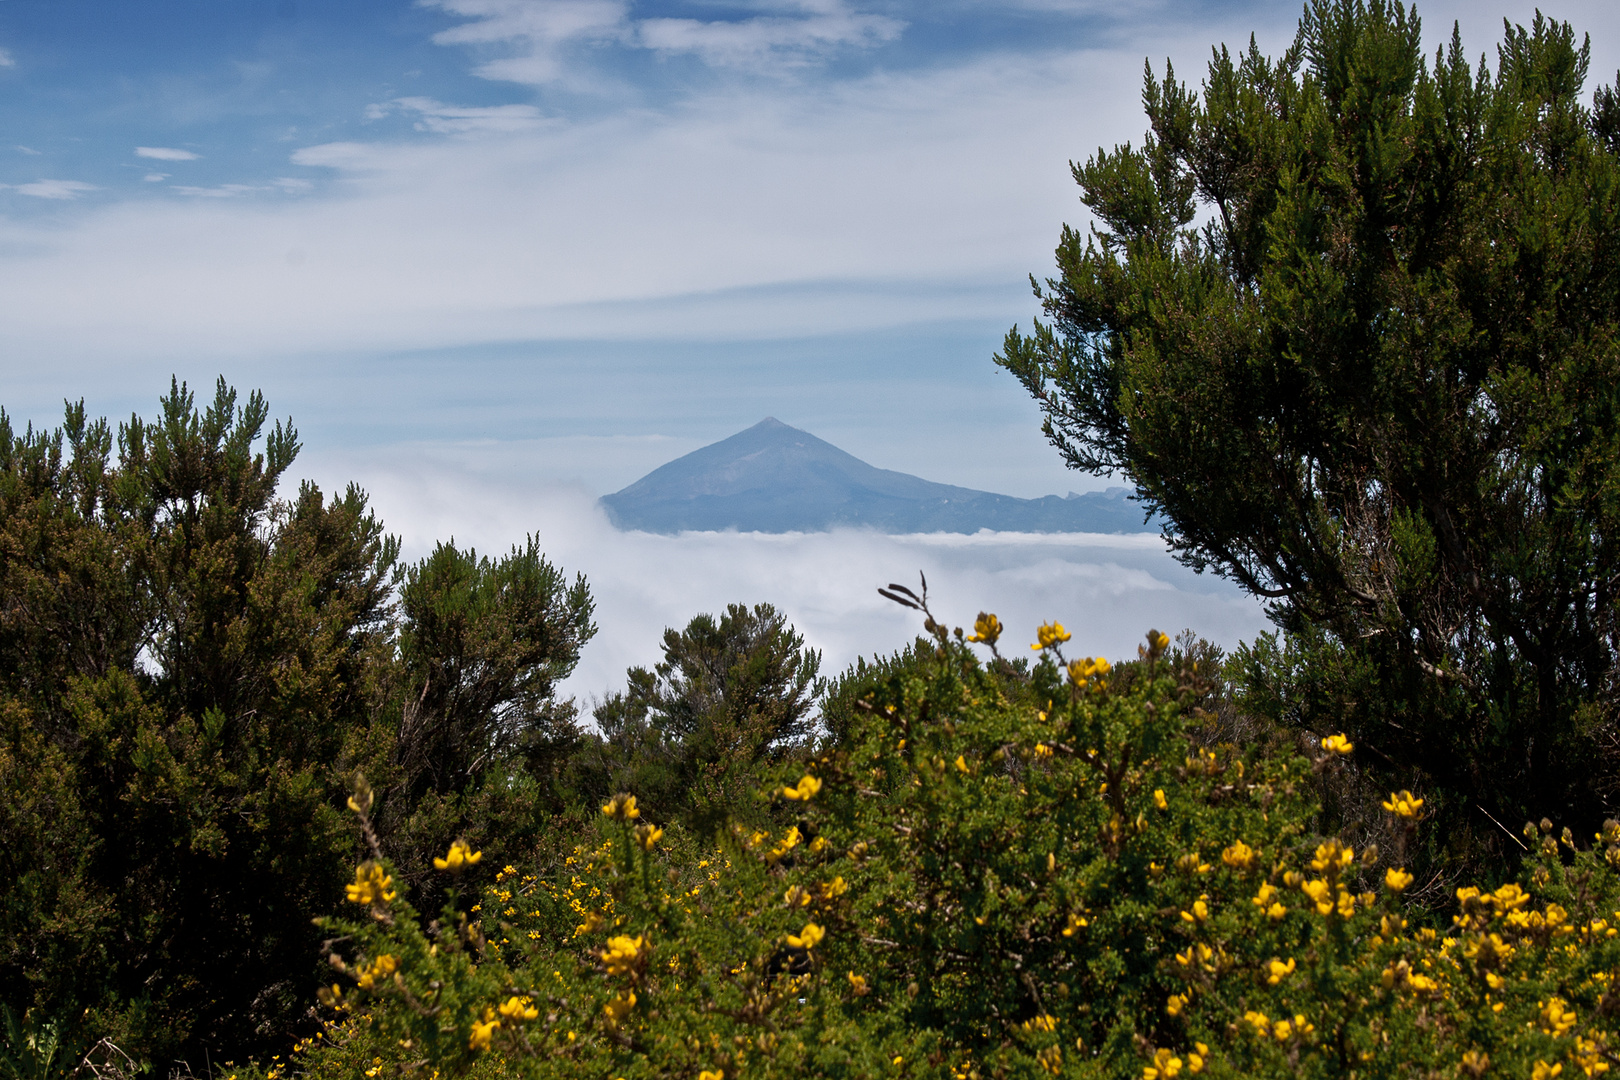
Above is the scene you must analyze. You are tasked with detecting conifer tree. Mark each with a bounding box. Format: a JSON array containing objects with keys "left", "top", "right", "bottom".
[{"left": 997, "top": 2, "right": 1620, "bottom": 831}]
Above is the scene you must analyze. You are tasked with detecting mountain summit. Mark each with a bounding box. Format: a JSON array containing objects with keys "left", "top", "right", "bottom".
[{"left": 599, "top": 418, "right": 1155, "bottom": 534}]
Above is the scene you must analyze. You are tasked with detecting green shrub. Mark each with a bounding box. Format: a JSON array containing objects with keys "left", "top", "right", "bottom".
[{"left": 298, "top": 603, "right": 1620, "bottom": 1078}]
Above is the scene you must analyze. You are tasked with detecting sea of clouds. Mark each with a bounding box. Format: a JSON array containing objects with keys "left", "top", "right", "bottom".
[{"left": 301, "top": 444, "right": 1272, "bottom": 715}]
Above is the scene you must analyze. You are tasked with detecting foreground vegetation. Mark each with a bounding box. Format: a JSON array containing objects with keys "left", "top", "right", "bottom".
[{"left": 6, "top": 0, "right": 1620, "bottom": 1076}]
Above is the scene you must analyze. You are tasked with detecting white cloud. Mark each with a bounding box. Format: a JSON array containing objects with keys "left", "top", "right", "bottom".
[
  {"left": 0, "top": 46, "right": 1143, "bottom": 365},
  {"left": 273, "top": 176, "right": 314, "bottom": 193},
  {"left": 296, "top": 445, "right": 1268, "bottom": 705},
  {"left": 0, "top": 48, "right": 13, "bottom": 68},
  {"left": 0, "top": 0, "right": 1598, "bottom": 377},
  {"left": 143, "top": 172, "right": 169, "bottom": 182},
  {"left": 426, "top": 0, "right": 630, "bottom": 85},
  {"left": 369, "top": 96, "right": 547, "bottom": 134},
  {"left": 11, "top": 179, "right": 96, "bottom": 200},
  {"left": 136, "top": 146, "right": 200, "bottom": 161},
  {"left": 636, "top": 2, "right": 904, "bottom": 70},
  {"left": 171, "top": 183, "right": 264, "bottom": 198},
  {"left": 15, "top": 145, "right": 40, "bottom": 156},
  {"left": 423, "top": 0, "right": 903, "bottom": 84}
]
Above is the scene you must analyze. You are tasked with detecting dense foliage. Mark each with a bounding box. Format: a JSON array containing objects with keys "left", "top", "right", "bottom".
[
  {"left": 296, "top": 610, "right": 1620, "bottom": 1079},
  {"left": 583, "top": 602, "right": 823, "bottom": 833},
  {"left": 8, "top": 5, "right": 1620, "bottom": 1078},
  {"left": 0, "top": 381, "right": 595, "bottom": 1072},
  {"left": 996, "top": 0, "right": 1620, "bottom": 835}
]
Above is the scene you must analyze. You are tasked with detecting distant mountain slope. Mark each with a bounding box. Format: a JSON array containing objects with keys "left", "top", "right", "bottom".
[{"left": 599, "top": 418, "right": 1157, "bottom": 534}]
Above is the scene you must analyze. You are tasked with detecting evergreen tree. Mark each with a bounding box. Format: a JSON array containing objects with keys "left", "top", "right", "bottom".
[
  {"left": 996, "top": 2, "right": 1620, "bottom": 834},
  {"left": 0, "top": 380, "right": 594, "bottom": 1070},
  {"left": 587, "top": 602, "right": 822, "bottom": 830}
]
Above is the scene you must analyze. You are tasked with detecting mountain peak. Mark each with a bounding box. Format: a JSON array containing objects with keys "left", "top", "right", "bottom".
[{"left": 600, "top": 421, "right": 1156, "bottom": 535}]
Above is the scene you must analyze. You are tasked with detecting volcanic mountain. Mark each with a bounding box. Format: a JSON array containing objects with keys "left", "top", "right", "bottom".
[{"left": 599, "top": 418, "right": 1156, "bottom": 535}]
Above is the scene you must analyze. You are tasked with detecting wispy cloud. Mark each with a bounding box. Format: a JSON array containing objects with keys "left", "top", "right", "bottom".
[
  {"left": 136, "top": 146, "right": 200, "bottom": 161},
  {"left": 423, "top": 0, "right": 905, "bottom": 84},
  {"left": 171, "top": 183, "right": 263, "bottom": 198},
  {"left": 367, "top": 96, "right": 547, "bottom": 134},
  {"left": 636, "top": 2, "right": 905, "bottom": 70},
  {"left": 0, "top": 48, "right": 13, "bottom": 68},
  {"left": 0, "top": 47, "right": 1140, "bottom": 364},
  {"left": 11, "top": 179, "right": 97, "bottom": 200},
  {"left": 15, "top": 145, "right": 40, "bottom": 156},
  {"left": 427, "top": 0, "right": 629, "bottom": 85}
]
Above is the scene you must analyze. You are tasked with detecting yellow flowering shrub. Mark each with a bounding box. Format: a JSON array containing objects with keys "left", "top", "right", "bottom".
[{"left": 294, "top": 611, "right": 1620, "bottom": 1079}]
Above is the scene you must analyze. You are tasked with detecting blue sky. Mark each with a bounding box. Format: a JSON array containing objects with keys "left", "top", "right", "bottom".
[
  {"left": 0, "top": 0, "right": 1614, "bottom": 692},
  {"left": 5, "top": 0, "right": 1612, "bottom": 496}
]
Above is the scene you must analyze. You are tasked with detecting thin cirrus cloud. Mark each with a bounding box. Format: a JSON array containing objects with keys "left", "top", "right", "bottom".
[
  {"left": 423, "top": 0, "right": 906, "bottom": 84},
  {"left": 365, "top": 96, "right": 547, "bottom": 135},
  {"left": 135, "top": 146, "right": 200, "bottom": 161},
  {"left": 11, "top": 179, "right": 97, "bottom": 199},
  {"left": 0, "top": 46, "right": 1144, "bottom": 367}
]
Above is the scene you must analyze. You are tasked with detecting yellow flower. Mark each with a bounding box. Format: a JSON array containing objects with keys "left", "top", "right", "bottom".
[
  {"left": 1382, "top": 789, "right": 1424, "bottom": 820},
  {"left": 954, "top": 755, "right": 970, "bottom": 773},
  {"left": 433, "top": 840, "right": 482, "bottom": 872},
  {"left": 355, "top": 954, "right": 399, "bottom": 990},
  {"left": 784, "top": 885, "right": 811, "bottom": 908},
  {"left": 345, "top": 862, "right": 397, "bottom": 905},
  {"left": 782, "top": 775, "right": 822, "bottom": 801},
  {"left": 1266, "top": 957, "right": 1296, "bottom": 985},
  {"left": 1252, "top": 882, "right": 1277, "bottom": 908},
  {"left": 699, "top": 1071, "right": 725, "bottom": 1080},
  {"left": 468, "top": 1011, "right": 500, "bottom": 1051},
  {"left": 1385, "top": 867, "right": 1414, "bottom": 892},
  {"left": 1062, "top": 912, "right": 1089, "bottom": 936},
  {"left": 1534, "top": 1062, "right": 1564, "bottom": 1080},
  {"left": 1309, "top": 840, "right": 1354, "bottom": 875},
  {"left": 847, "top": 971, "right": 870, "bottom": 996},
  {"left": 1321, "top": 733, "right": 1354, "bottom": 755},
  {"left": 1143, "top": 1048, "right": 1182, "bottom": 1078},
  {"left": 1067, "top": 656, "right": 1111, "bottom": 686},
  {"left": 1154, "top": 789, "right": 1168, "bottom": 810},
  {"left": 967, "top": 612, "right": 1002, "bottom": 646},
  {"left": 497, "top": 996, "right": 539, "bottom": 1022},
  {"left": 1166, "top": 993, "right": 1187, "bottom": 1016},
  {"left": 601, "top": 793, "right": 641, "bottom": 820},
  {"left": 766, "top": 826, "right": 803, "bottom": 863},
  {"left": 1540, "top": 997, "right": 1578, "bottom": 1037},
  {"left": 598, "top": 935, "right": 649, "bottom": 977},
  {"left": 602, "top": 991, "right": 636, "bottom": 1026},
  {"left": 1187, "top": 1044, "right": 1207, "bottom": 1074},
  {"left": 1179, "top": 898, "right": 1209, "bottom": 924},
  {"left": 1031, "top": 622, "right": 1072, "bottom": 650},
  {"left": 634, "top": 823, "right": 664, "bottom": 851},
  {"left": 1242, "top": 1011, "right": 1271, "bottom": 1036},
  {"left": 786, "top": 922, "right": 825, "bottom": 950},
  {"left": 1221, "top": 840, "right": 1255, "bottom": 870},
  {"left": 1301, "top": 878, "right": 1334, "bottom": 916},
  {"left": 820, "top": 876, "right": 849, "bottom": 899}
]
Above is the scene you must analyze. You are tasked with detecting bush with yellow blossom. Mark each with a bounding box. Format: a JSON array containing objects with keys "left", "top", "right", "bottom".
[{"left": 295, "top": 599, "right": 1620, "bottom": 1080}]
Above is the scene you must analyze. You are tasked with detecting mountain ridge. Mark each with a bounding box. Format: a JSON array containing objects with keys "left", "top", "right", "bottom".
[{"left": 599, "top": 418, "right": 1157, "bottom": 535}]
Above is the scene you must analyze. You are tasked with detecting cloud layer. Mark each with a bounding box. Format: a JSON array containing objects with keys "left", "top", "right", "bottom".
[{"left": 300, "top": 445, "right": 1271, "bottom": 710}]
